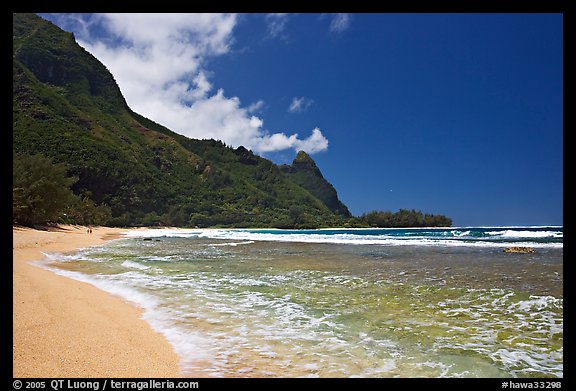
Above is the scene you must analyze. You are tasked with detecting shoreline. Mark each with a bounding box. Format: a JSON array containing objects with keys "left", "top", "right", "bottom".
[{"left": 13, "top": 225, "right": 182, "bottom": 377}]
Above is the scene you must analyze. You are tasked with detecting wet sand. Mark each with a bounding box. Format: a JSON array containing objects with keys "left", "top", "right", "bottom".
[{"left": 13, "top": 225, "right": 182, "bottom": 377}]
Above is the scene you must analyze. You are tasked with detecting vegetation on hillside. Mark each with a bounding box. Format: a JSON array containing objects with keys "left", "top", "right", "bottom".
[
  {"left": 279, "top": 151, "right": 351, "bottom": 217},
  {"left": 12, "top": 13, "right": 452, "bottom": 229},
  {"left": 13, "top": 153, "right": 112, "bottom": 226},
  {"left": 12, "top": 13, "right": 350, "bottom": 228}
]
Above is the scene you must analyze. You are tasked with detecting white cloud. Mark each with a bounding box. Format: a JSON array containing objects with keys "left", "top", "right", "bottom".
[
  {"left": 257, "top": 128, "right": 329, "bottom": 154},
  {"left": 265, "top": 13, "right": 290, "bottom": 39},
  {"left": 330, "top": 13, "right": 351, "bottom": 33},
  {"left": 247, "top": 100, "right": 265, "bottom": 113},
  {"left": 53, "top": 13, "right": 328, "bottom": 155},
  {"left": 288, "top": 97, "right": 314, "bottom": 113}
]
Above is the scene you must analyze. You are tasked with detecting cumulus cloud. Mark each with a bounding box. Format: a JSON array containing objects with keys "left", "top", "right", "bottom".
[
  {"left": 288, "top": 97, "right": 314, "bottom": 113},
  {"left": 257, "top": 128, "right": 329, "bottom": 154},
  {"left": 330, "top": 13, "right": 351, "bottom": 33},
  {"left": 49, "top": 13, "right": 328, "bottom": 155}
]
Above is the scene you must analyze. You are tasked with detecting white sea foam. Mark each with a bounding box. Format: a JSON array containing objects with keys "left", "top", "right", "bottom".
[
  {"left": 507, "top": 296, "right": 563, "bottom": 312},
  {"left": 200, "top": 230, "right": 563, "bottom": 248},
  {"left": 39, "top": 250, "right": 95, "bottom": 263},
  {"left": 34, "top": 254, "right": 219, "bottom": 374},
  {"left": 34, "top": 258, "right": 162, "bottom": 309},
  {"left": 214, "top": 231, "right": 547, "bottom": 247},
  {"left": 123, "top": 228, "right": 202, "bottom": 238},
  {"left": 122, "top": 227, "right": 562, "bottom": 248},
  {"left": 491, "top": 348, "right": 563, "bottom": 377},
  {"left": 487, "top": 230, "right": 563, "bottom": 238},
  {"left": 208, "top": 241, "right": 255, "bottom": 247},
  {"left": 121, "top": 260, "right": 150, "bottom": 270}
]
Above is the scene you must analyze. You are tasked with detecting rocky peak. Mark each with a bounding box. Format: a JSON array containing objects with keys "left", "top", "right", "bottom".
[{"left": 292, "top": 151, "right": 323, "bottom": 177}]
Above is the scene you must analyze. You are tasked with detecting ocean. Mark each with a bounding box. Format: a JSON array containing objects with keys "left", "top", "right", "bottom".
[{"left": 37, "top": 226, "right": 563, "bottom": 378}]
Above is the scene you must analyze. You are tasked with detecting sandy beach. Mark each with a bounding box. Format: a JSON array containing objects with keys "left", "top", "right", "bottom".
[{"left": 13, "top": 225, "right": 182, "bottom": 377}]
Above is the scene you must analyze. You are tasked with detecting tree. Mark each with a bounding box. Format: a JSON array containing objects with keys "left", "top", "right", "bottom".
[
  {"left": 61, "top": 196, "right": 112, "bottom": 226},
  {"left": 360, "top": 209, "right": 452, "bottom": 228},
  {"left": 13, "top": 153, "right": 78, "bottom": 226}
]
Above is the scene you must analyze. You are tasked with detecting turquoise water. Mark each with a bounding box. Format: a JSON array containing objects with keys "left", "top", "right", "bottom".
[{"left": 39, "top": 227, "right": 563, "bottom": 378}]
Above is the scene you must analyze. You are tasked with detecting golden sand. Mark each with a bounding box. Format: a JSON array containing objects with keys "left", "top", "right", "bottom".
[{"left": 13, "top": 225, "right": 182, "bottom": 377}]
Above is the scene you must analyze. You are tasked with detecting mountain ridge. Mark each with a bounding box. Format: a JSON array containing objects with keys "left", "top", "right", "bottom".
[{"left": 13, "top": 13, "right": 351, "bottom": 228}]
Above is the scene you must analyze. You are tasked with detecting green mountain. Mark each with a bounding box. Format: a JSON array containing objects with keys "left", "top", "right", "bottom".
[
  {"left": 280, "top": 151, "right": 350, "bottom": 217},
  {"left": 12, "top": 13, "right": 352, "bottom": 228}
]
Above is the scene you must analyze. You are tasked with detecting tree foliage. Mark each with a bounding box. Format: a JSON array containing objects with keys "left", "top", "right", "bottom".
[
  {"left": 13, "top": 153, "right": 113, "bottom": 227},
  {"left": 359, "top": 209, "right": 452, "bottom": 228},
  {"left": 13, "top": 153, "right": 76, "bottom": 226}
]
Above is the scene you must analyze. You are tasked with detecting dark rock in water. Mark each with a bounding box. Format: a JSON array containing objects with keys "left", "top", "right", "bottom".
[
  {"left": 143, "top": 238, "right": 152, "bottom": 241},
  {"left": 503, "top": 246, "right": 535, "bottom": 253}
]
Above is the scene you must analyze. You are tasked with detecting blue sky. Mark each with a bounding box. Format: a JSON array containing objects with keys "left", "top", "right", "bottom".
[{"left": 39, "top": 13, "right": 563, "bottom": 226}]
